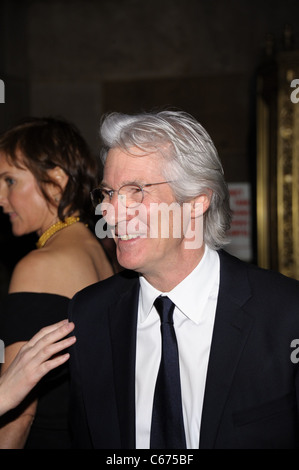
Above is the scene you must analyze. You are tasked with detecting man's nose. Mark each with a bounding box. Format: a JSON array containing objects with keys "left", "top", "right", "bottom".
[
  {"left": 106, "top": 194, "right": 129, "bottom": 224},
  {"left": 97, "top": 195, "right": 125, "bottom": 227}
]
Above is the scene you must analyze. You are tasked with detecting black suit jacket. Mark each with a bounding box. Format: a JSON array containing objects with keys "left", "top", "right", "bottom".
[{"left": 68, "top": 250, "right": 299, "bottom": 449}]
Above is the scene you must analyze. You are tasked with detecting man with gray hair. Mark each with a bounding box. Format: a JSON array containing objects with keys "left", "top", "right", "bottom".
[{"left": 68, "top": 110, "right": 299, "bottom": 449}]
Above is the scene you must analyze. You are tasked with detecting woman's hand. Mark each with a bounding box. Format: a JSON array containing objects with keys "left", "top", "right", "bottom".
[{"left": 0, "top": 320, "right": 76, "bottom": 416}]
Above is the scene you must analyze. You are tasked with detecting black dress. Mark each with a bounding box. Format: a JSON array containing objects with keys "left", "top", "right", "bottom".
[{"left": 0, "top": 292, "right": 71, "bottom": 449}]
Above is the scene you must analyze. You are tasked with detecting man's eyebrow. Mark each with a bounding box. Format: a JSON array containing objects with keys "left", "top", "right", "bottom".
[
  {"left": 99, "top": 181, "right": 111, "bottom": 188},
  {"left": 100, "top": 179, "right": 144, "bottom": 188}
]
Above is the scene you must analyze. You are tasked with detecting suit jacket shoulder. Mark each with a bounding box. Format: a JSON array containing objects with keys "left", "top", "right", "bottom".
[
  {"left": 69, "top": 270, "right": 139, "bottom": 323},
  {"left": 68, "top": 269, "right": 140, "bottom": 448},
  {"left": 201, "top": 250, "right": 299, "bottom": 449},
  {"left": 218, "top": 249, "right": 299, "bottom": 319}
]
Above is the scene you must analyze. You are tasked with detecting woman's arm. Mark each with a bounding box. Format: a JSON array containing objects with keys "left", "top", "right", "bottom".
[{"left": 0, "top": 320, "right": 76, "bottom": 448}]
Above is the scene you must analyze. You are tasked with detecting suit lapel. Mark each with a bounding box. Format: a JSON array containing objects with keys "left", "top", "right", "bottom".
[
  {"left": 199, "top": 251, "right": 254, "bottom": 449},
  {"left": 108, "top": 277, "right": 140, "bottom": 448}
]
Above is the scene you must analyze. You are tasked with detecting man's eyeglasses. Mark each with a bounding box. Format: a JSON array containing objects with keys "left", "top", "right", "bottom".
[{"left": 90, "top": 181, "right": 172, "bottom": 208}]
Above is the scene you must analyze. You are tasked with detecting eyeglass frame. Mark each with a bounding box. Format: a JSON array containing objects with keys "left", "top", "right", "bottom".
[{"left": 90, "top": 180, "right": 173, "bottom": 208}]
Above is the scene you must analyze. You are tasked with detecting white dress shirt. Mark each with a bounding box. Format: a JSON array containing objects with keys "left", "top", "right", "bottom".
[{"left": 135, "top": 246, "right": 220, "bottom": 449}]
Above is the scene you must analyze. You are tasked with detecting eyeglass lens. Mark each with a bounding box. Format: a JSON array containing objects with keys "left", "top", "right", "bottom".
[{"left": 91, "top": 184, "right": 143, "bottom": 208}]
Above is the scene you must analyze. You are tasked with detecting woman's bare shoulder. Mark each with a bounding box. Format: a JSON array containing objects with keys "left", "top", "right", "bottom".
[
  {"left": 9, "top": 232, "right": 114, "bottom": 297},
  {"left": 8, "top": 249, "right": 62, "bottom": 294},
  {"left": 55, "top": 235, "right": 114, "bottom": 282}
]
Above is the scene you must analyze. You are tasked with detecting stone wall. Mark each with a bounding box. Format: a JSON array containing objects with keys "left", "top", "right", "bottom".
[
  {"left": 1, "top": 0, "right": 299, "bottom": 176},
  {"left": 1, "top": 0, "right": 299, "bottom": 281}
]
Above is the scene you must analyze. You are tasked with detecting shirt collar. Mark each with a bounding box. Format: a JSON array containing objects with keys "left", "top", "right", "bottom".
[
  {"left": 138, "top": 246, "right": 220, "bottom": 324},
  {"left": 139, "top": 276, "right": 162, "bottom": 323}
]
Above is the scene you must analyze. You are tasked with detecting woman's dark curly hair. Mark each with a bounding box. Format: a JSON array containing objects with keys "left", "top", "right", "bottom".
[{"left": 0, "top": 116, "right": 99, "bottom": 226}]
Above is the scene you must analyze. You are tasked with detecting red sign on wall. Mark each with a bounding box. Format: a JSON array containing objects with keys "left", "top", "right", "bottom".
[{"left": 226, "top": 183, "right": 252, "bottom": 262}]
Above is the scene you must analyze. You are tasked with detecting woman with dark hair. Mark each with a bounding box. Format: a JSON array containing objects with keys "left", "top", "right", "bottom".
[{"left": 0, "top": 116, "right": 114, "bottom": 448}]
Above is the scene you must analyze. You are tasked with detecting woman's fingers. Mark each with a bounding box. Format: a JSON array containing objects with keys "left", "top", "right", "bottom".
[
  {"left": 26, "top": 319, "right": 74, "bottom": 348},
  {"left": 37, "top": 351, "right": 71, "bottom": 375},
  {"left": 0, "top": 321, "right": 76, "bottom": 414},
  {"left": 19, "top": 320, "right": 76, "bottom": 371},
  {"left": 32, "top": 334, "right": 77, "bottom": 375}
]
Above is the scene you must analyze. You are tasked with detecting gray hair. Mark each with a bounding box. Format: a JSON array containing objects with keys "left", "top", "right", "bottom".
[{"left": 99, "top": 110, "right": 232, "bottom": 250}]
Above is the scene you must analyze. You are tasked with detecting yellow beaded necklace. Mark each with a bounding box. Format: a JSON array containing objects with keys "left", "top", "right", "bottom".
[{"left": 36, "top": 216, "right": 81, "bottom": 249}]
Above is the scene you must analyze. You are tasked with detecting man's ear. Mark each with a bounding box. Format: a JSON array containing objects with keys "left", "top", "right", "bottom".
[
  {"left": 190, "top": 191, "right": 211, "bottom": 218},
  {"left": 47, "top": 166, "right": 69, "bottom": 202}
]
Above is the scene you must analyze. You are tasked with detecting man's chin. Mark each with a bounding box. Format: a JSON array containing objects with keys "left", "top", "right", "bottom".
[{"left": 116, "top": 252, "right": 141, "bottom": 272}]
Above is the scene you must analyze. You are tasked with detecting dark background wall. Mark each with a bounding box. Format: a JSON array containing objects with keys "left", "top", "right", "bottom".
[{"left": 1, "top": 0, "right": 299, "bottom": 293}]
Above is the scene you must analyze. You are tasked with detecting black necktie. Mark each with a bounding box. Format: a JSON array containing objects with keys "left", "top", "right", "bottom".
[{"left": 150, "top": 295, "right": 187, "bottom": 449}]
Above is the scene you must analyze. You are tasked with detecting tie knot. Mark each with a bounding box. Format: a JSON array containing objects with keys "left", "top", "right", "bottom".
[{"left": 154, "top": 296, "right": 175, "bottom": 324}]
